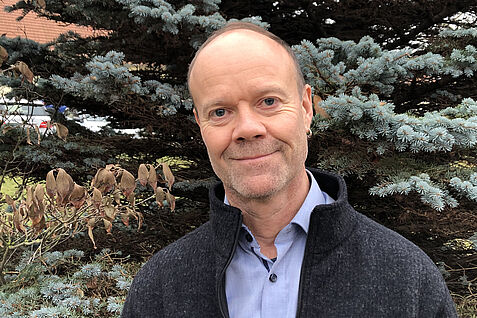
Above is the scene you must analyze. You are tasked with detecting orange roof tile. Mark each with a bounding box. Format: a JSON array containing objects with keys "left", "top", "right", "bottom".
[{"left": 1, "top": 0, "right": 97, "bottom": 43}]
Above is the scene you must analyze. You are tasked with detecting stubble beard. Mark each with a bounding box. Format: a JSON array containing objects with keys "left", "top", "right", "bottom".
[{"left": 211, "top": 139, "right": 305, "bottom": 202}]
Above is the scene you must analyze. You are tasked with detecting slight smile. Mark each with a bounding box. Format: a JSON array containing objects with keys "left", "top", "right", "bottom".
[{"left": 232, "top": 151, "right": 278, "bottom": 162}]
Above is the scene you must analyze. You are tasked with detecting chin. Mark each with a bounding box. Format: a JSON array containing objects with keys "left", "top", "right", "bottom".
[{"left": 227, "top": 176, "right": 283, "bottom": 200}]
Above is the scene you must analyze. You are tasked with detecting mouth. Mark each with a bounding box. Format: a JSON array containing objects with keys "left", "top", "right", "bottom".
[{"left": 233, "top": 151, "right": 277, "bottom": 161}]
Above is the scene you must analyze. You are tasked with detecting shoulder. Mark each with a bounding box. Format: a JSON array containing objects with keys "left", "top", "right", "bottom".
[
  {"left": 122, "top": 222, "right": 215, "bottom": 316},
  {"left": 308, "top": 168, "right": 442, "bottom": 275},
  {"left": 354, "top": 212, "right": 433, "bottom": 266},
  {"left": 352, "top": 212, "right": 454, "bottom": 310},
  {"left": 350, "top": 211, "right": 439, "bottom": 278},
  {"left": 138, "top": 221, "right": 214, "bottom": 278}
]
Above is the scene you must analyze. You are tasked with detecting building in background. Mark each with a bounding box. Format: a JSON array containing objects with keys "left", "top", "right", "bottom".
[{"left": 1, "top": 0, "right": 96, "bottom": 43}]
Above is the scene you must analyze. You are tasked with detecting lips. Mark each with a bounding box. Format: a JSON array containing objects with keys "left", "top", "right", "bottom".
[{"left": 232, "top": 151, "right": 277, "bottom": 161}]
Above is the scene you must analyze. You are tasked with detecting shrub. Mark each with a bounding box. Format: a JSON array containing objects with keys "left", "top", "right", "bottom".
[
  {"left": 0, "top": 248, "right": 140, "bottom": 317},
  {"left": 0, "top": 163, "right": 175, "bottom": 284}
]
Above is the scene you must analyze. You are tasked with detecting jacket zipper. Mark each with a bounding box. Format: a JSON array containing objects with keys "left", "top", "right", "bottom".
[
  {"left": 296, "top": 213, "right": 314, "bottom": 318},
  {"left": 218, "top": 214, "right": 243, "bottom": 318},
  {"left": 295, "top": 248, "right": 307, "bottom": 318}
]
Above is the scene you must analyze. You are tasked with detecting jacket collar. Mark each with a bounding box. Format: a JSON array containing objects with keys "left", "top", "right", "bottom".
[
  {"left": 305, "top": 169, "right": 358, "bottom": 254},
  {"left": 209, "top": 168, "right": 357, "bottom": 258}
]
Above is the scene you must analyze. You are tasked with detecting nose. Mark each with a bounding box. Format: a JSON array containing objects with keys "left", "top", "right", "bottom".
[{"left": 232, "top": 107, "right": 266, "bottom": 142}]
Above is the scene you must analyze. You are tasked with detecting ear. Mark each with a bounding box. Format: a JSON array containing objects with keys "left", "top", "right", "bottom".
[
  {"left": 301, "top": 84, "right": 313, "bottom": 129},
  {"left": 193, "top": 107, "right": 201, "bottom": 127}
]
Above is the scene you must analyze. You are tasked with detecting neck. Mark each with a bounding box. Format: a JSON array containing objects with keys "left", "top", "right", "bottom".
[{"left": 225, "top": 169, "right": 310, "bottom": 259}]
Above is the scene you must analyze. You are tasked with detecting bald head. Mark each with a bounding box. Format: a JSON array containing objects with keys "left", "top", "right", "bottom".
[{"left": 187, "top": 22, "right": 305, "bottom": 99}]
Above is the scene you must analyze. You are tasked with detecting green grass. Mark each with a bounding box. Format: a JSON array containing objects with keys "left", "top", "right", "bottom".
[
  {"left": 0, "top": 177, "right": 20, "bottom": 197},
  {"left": 0, "top": 177, "right": 24, "bottom": 211}
]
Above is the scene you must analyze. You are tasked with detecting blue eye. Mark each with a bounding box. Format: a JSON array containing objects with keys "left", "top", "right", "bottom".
[
  {"left": 214, "top": 109, "right": 226, "bottom": 117},
  {"left": 264, "top": 98, "right": 275, "bottom": 106}
]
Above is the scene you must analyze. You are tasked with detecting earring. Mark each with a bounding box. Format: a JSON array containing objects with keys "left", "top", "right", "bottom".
[{"left": 306, "top": 128, "right": 312, "bottom": 138}]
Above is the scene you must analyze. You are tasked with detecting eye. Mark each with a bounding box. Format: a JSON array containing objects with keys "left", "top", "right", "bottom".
[
  {"left": 263, "top": 98, "right": 276, "bottom": 106},
  {"left": 214, "top": 109, "right": 226, "bottom": 117},
  {"left": 212, "top": 108, "right": 226, "bottom": 117}
]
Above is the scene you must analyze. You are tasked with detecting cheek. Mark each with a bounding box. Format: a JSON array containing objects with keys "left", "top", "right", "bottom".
[
  {"left": 269, "top": 111, "right": 306, "bottom": 139},
  {"left": 201, "top": 127, "right": 230, "bottom": 158},
  {"left": 276, "top": 104, "right": 306, "bottom": 126}
]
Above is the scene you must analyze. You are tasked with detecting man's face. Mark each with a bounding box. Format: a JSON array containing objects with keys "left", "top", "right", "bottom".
[{"left": 189, "top": 30, "right": 313, "bottom": 200}]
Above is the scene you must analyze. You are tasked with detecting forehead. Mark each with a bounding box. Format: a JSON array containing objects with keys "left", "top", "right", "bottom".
[
  {"left": 189, "top": 30, "right": 296, "bottom": 100},
  {"left": 199, "top": 29, "right": 287, "bottom": 61}
]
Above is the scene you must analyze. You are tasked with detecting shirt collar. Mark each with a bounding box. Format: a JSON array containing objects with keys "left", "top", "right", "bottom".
[
  {"left": 224, "top": 169, "right": 329, "bottom": 235},
  {"left": 290, "top": 169, "right": 327, "bottom": 234}
]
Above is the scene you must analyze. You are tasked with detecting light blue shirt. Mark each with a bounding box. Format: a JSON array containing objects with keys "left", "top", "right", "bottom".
[{"left": 224, "top": 171, "right": 335, "bottom": 318}]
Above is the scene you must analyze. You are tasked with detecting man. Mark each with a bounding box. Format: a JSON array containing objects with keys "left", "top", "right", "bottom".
[{"left": 121, "top": 22, "right": 457, "bottom": 317}]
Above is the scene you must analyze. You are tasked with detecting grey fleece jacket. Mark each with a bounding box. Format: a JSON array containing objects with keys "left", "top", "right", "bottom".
[{"left": 121, "top": 169, "right": 457, "bottom": 318}]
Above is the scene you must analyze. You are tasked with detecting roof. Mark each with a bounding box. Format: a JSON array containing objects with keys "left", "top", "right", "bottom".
[{"left": 1, "top": 0, "right": 96, "bottom": 43}]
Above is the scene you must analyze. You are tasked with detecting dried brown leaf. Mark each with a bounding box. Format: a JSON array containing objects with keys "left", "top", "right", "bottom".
[
  {"left": 119, "top": 169, "right": 136, "bottom": 197},
  {"left": 92, "top": 168, "right": 116, "bottom": 193},
  {"left": 13, "top": 61, "right": 34, "bottom": 83},
  {"left": 103, "top": 218, "right": 112, "bottom": 234},
  {"left": 313, "top": 94, "right": 329, "bottom": 119},
  {"left": 36, "top": 0, "right": 46, "bottom": 9},
  {"left": 69, "top": 183, "right": 86, "bottom": 209},
  {"left": 33, "top": 184, "right": 45, "bottom": 214},
  {"left": 19, "top": 205, "right": 27, "bottom": 219},
  {"left": 90, "top": 170, "right": 99, "bottom": 187},
  {"left": 120, "top": 212, "right": 129, "bottom": 227},
  {"left": 87, "top": 218, "right": 97, "bottom": 249},
  {"left": 147, "top": 164, "right": 157, "bottom": 190},
  {"left": 46, "top": 170, "right": 57, "bottom": 198},
  {"left": 26, "top": 185, "right": 34, "bottom": 207},
  {"left": 26, "top": 128, "right": 32, "bottom": 145},
  {"left": 127, "top": 192, "right": 135, "bottom": 206},
  {"left": 136, "top": 211, "right": 144, "bottom": 231},
  {"left": 34, "top": 184, "right": 44, "bottom": 203},
  {"left": 92, "top": 187, "right": 102, "bottom": 209},
  {"left": 13, "top": 207, "right": 26, "bottom": 233},
  {"left": 138, "top": 164, "right": 148, "bottom": 187},
  {"left": 113, "top": 189, "right": 121, "bottom": 204},
  {"left": 165, "top": 191, "right": 175, "bottom": 212},
  {"left": 105, "top": 164, "right": 117, "bottom": 171},
  {"left": 0, "top": 45, "right": 8, "bottom": 63},
  {"left": 155, "top": 187, "right": 165, "bottom": 207},
  {"left": 33, "top": 124, "right": 41, "bottom": 144},
  {"left": 55, "top": 123, "right": 68, "bottom": 141},
  {"left": 162, "top": 163, "right": 175, "bottom": 191},
  {"left": 76, "top": 288, "right": 84, "bottom": 298},
  {"left": 103, "top": 204, "right": 116, "bottom": 221},
  {"left": 56, "top": 168, "right": 74, "bottom": 205},
  {"left": 31, "top": 214, "right": 45, "bottom": 233}
]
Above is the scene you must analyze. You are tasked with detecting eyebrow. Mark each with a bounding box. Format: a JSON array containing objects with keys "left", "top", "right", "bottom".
[
  {"left": 201, "top": 100, "right": 227, "bottom": 112},
  {"left": 199, "top": 84, "right": 291, "bottom": 112}
]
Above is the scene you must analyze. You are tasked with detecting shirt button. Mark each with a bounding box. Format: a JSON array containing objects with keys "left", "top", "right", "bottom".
[
  {"left": 245, "top": 233, "right": 253, "bottom": 242},
  {"left": 269, "top": 273, "right": 277, "bottom": 283}
]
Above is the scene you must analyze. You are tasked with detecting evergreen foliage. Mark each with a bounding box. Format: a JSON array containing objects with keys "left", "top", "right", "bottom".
[
  {"left": 369, "top": 173, "right": 458, "bottom": 211},
  {"left": 450, "top": 173, "right": 477, "bottom": 202},
  {"left": 0, "top": 249, "right": 137, "bottom": 317},
  {"left": 0, "top": 0, "right": 475, "bottom": 210}
]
